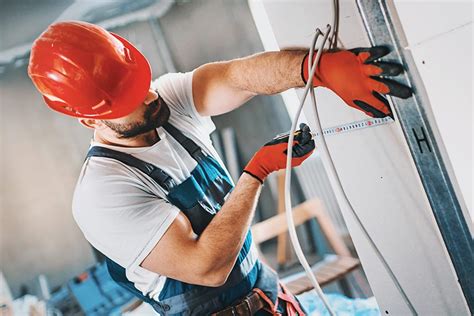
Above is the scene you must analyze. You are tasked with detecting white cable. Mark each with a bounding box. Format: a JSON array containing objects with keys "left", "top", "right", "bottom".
[
  {"left": 306, "top": 46, "right": 418, "bottom": 316},
  {"left": 328, "top": 0, "right": 339, "bottom": 49},
  {"left": 284, "top": 26, "right": 336, "bottom": 316},
  {"left": 283, "top": 10, "right": 418, "bottom": 316}
]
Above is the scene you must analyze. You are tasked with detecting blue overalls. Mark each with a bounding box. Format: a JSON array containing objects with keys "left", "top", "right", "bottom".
[{"left": 86, "top": 122, "right": 284, "bottom": 315}]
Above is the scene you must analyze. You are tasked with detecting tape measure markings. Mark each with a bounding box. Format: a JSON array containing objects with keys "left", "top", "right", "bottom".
[{"left": 312, "top": 116, "right": 394, "bottom": 137}]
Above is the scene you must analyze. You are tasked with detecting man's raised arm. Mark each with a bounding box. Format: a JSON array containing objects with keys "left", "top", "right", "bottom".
[
  {"left": 192, "top": 47, "right": 412, "bottom": 118},
  {"left": 192, "top": 50, "right": 306, "bottom": 116}
]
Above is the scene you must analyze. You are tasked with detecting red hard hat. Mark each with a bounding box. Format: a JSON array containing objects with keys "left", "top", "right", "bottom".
[{"left": 28, "top": 21, "right": 151, "bottom": 119}]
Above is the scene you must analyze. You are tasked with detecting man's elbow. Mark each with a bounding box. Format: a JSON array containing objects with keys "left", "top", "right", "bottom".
[
  {"left": 202, "top": 271, "right": 229, "bottom": 288},
  {"left": 197, "top": 262, "right": 233, "bottom": 287}
]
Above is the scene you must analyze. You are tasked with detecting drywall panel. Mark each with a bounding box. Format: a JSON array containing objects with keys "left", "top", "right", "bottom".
[
  {"left": 394, "top": 0, "right": 473, "bottom": 227},
  {"left": 394, "top": 0, "right": 472, "bottom": 47},
  {"left": 408, "top": 24, "right": 473, "bottom": 230},
  {"left": 249, "top": 0, "right": 470, "bottom": 314}
]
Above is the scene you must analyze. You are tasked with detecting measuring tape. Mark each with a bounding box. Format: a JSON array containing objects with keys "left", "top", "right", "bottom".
[
  {"left": 276, "top": 117, "right": 394, "bottom": 140},
  {"left": 312, "top": 116, "right": 394, "bottom": 137}
]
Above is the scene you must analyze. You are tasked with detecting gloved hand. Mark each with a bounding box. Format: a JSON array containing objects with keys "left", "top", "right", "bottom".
[
  {"left": 302, "top": 46, "right": 412, "bottom": 118},
  {"left": 243, "top": 123, "right": 315, "bottom": 184}
]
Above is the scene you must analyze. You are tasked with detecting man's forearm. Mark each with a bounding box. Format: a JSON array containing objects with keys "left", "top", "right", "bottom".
[
  {"left": 193, "top": 49, "right": 309, "bottom": 116},
  {"left": 227, "top": 50, "right": 307, "bottom": 95},
  {"left": 196, "top": 173, "right": 262, "bottom": 279}
]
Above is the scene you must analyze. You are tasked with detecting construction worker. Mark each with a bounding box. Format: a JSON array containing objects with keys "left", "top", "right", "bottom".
[{"left": 28, "top": 21, "right": 410, "bottom": 315}]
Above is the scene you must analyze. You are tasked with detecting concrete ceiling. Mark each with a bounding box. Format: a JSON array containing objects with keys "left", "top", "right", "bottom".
[
  {"left": 0, "top": 0, "right": 172, "bottom": 66},
  {"left": 0, "top": 0, "right": 74, "bottom": 51}
]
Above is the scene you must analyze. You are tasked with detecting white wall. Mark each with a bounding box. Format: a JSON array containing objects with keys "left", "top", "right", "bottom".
[
  {"left": 249, "top": 0, "right": 472, "bottom": 314},
  {"left": 394, "top": 0, "right": 472, "bottom": 220}
]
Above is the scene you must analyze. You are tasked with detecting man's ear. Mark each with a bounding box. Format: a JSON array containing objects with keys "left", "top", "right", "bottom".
[{"left": 78, "top": 118, "right": 105, "bottom": 130}]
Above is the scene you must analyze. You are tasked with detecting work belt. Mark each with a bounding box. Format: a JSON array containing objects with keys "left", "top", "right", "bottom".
[
  {"left": 212, "top": 285, "right": 305, "bottom": 316},
  {"left": 212, "top": 290, "right": 265, "bottom": 316}
]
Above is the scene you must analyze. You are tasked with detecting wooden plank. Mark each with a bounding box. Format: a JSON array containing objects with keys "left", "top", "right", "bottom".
[
  {"left": 251, "top": 199, "right": 324, "bottom": 243},
  {"left": 283, "top": 257, "right": 360, "bottom": 294}
]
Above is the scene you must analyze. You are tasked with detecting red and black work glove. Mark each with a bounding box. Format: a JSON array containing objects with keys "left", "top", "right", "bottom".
[
  {"left": 243, "top": 123, "right": 315, "bottom": 184},
  {"left": 302, "top": 46, "right": 412, "bottom": 118}
]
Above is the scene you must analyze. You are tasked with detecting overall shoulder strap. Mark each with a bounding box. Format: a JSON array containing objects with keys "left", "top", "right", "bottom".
[
  {"left": 163, "top": 122, "right": 205, "bottom": 161},
  {"left": 86, "top": 146, "right": 176, "bottom": 192}
]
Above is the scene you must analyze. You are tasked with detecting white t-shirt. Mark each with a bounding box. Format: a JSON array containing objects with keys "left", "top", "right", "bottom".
[{"left": 72, "top": 72, "right": 228, "bottom": 299}]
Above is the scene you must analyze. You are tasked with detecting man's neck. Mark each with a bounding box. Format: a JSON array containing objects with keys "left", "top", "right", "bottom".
[{"left": 94, "top": 129, "right": 160, "bottom": 148}]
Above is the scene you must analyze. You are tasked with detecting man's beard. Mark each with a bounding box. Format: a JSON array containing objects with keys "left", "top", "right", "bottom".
[{"left": 103, "top": 98, "right": 170, "bottom": 139}]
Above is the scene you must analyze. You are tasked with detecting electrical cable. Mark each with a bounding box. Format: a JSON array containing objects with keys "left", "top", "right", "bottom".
[
  {"left": 284, "top": 25, "right": 336, "bottom": 316},
  {"left": 328, "top": 0, "right": 339, "bottom": 50},
  {"left": 306, "top": 39, "right": 418, "bottom": 316},
  {"left": 283, "top": 2, "right": 418, "bottom": 315}
]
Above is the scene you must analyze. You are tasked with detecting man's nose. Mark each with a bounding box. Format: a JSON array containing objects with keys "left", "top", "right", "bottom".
[{"left": 144, "top": 89, "right": 159, "bottom": 105}]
